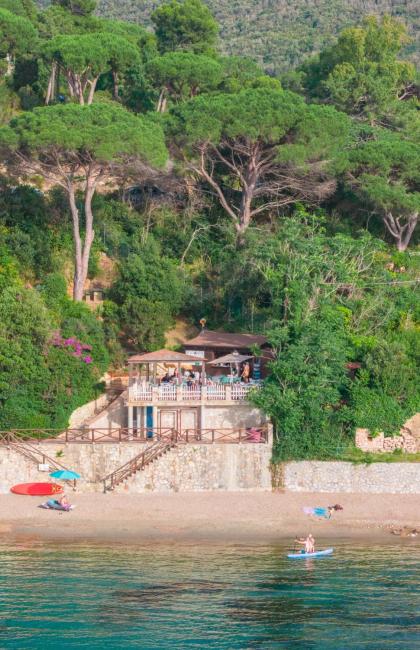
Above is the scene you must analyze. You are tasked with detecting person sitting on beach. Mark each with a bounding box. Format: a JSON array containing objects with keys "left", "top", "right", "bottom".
[
  {"left": 295, "top": 534, "right": 315, "bottom": 554},
  {"left": 57, "top": 494, "right": 69, "bottom": 507}
]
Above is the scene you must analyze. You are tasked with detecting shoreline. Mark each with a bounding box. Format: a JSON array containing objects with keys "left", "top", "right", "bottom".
[{"left": 1, "top": 491, "right": 419, "bottom": 546}]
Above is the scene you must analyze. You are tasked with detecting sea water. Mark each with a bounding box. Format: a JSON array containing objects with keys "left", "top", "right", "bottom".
[{"left": 0, "top": 541, "right": 419, "bottom": 649}]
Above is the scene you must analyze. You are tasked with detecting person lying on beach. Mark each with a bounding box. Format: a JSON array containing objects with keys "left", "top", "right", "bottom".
[
  {"left": 390, "top": 527, "right": 418, "bottom": 538},
  {"left": 57, "top": 494, "right": 70, "bottom": 507},
  {"left": 295, "top": 534, "right": 315, "bottom": 554},
  {"left": 303, "top": 505, "right": 343, "bottom": 519}
]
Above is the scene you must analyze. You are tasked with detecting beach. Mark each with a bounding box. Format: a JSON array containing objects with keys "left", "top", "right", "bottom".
[{"left": 0, "top": 491, "right": 419, "bottom": 544}]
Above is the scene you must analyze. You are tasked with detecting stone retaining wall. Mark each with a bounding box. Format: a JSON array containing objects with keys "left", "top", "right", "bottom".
[
  {"left": 0, "top": 442, "right": 272, "bottom": 493},
  {"left": 2, "top": 444, "right": 419, "bottom": 494},
  {"left": 355, "top": 428, "right": 419, "bottom": 454},
  {"left": 68, "top": 394, "right": 109, "bottom": 428},
  {"left": 355, "top": 413, "right": 420, "bottom": 454},
  {"left": 283, "top": 461, "right": 420, "bottom": 494}
]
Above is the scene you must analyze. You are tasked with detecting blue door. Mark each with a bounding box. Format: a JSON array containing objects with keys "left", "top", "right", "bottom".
[{"left": 146, "top": 406, "right": 154, "bottom": 438}]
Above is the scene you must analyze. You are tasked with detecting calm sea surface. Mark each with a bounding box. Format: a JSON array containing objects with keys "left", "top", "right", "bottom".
[{"left": 0, "top": 540, "right": 419, "bottom": 649}]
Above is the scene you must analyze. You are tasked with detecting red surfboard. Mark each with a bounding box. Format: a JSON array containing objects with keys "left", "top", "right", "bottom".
[{"left": 11, "top": 483, "right": 64, "bottom": 496}]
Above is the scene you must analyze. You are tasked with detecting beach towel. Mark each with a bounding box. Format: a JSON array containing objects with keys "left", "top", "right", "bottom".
[{"left": 303, "top": 507, "right": 331, "bottom": 519}]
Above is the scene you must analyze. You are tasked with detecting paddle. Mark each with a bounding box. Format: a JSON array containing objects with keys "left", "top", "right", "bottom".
[{"left": 290, "top": 533, "right": 299, "bottom": 554}]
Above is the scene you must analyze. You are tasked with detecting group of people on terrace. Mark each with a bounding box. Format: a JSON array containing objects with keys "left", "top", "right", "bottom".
[{"left": 158, "top": 361, "right": 252, "bottom": 387}]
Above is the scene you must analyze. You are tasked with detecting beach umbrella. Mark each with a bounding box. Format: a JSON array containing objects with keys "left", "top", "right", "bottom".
[
  {"left": 208, "top": 352, "right": 253, "bottom": 382},
  {"left": 50, "top": 469, "right": 81, "bottom": 490}
]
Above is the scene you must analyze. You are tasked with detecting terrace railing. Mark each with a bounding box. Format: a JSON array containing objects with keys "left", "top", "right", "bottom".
[
  {"left": 127, "top": 382, "right": 260, "bottom": 403},
  {"left": 174, "top": 426, "right": 268, "bottom": 444},
  {"left": 0, "top": 426, "right": 268, "bottom": 445},
  {"left": 206, "top": 384, "right": 227, "bottom": 400}
]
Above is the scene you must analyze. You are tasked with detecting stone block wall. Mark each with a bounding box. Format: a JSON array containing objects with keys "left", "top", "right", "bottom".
[
  {"left": 282, "top": 461, "right": 420, "bottom": 494},
  {"left": 0, "top": 441, "right": 272, "bottom": 494},
  {"left": 355, "top": 428, "right": 419, "bottom": 454},
  {"left": 355, "top": 413, "right": 420, "bottom": 454},
  {"left": 116, "top": 444, "right": 272, "bottom": 493},
  {"left": 68, "top": 394, "right": 109, "bottom": 428},
  {"left": 85, "top": 395, "right": 127, "bottom": 430}
]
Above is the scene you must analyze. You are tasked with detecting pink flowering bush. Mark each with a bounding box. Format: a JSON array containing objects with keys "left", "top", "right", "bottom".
[{"left": 51, "top": 332, "right": 94, "bottom": 364}]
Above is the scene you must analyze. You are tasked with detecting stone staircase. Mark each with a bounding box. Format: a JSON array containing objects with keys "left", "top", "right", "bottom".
[{"left": 101, "top": 437, "right": 177, "bottom": 492}]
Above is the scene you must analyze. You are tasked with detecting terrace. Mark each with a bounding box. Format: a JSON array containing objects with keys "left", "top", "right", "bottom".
[{"left": 126, "top": 349, "right": 261, "bottom": 405}]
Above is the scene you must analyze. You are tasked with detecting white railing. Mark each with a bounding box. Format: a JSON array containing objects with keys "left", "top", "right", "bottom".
[
  {"left": 158, "top": 385, "right": 177, "bottom": 401},
  {"left": 181, "top": 386, "right": 202, "bottom": 401},
  {"left": 231, "top": 384, "right": 255, "bottom": 401},
  {"left": 206, "top": 385, "right": 227, "bottom": 400},
  {"left": 128, "top": 382, "right": 260, "bottom": 403},
  {"left": 129, "top": 384, "right": 153, "bottom": 401}
]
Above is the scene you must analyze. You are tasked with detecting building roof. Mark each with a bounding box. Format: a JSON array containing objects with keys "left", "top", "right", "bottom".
[
  {"left": 128, "top": 349, "right": 206, "bottom": 364},
  {"left": 184, "top": 330, "right": 268, "bottom": 349}
]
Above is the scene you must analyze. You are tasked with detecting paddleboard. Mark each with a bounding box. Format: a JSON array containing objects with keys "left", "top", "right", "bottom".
[
  {"left": 287, "top": 548, "right": 334, "bottom": 559},
  {"left": 11, "top": 483, "right": 64, "bottom": 496}
]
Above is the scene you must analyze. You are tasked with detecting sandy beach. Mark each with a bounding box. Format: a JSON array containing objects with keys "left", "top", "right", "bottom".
[{"left": 0, "top": 491, "right": 419, "bottom": 545}]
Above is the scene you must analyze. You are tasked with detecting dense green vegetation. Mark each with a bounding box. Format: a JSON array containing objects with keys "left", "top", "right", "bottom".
[
  {"left": 0, "top": 0, "right": 419, "bottom": 459},
  {"left": 36, "top": 0, "right": 420, "bottom": 73}
]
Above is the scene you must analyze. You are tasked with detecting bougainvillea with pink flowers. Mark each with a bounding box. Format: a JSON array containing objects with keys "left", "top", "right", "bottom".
[{"left": 51, "top": 332, "right": 93, "bottom": 364}]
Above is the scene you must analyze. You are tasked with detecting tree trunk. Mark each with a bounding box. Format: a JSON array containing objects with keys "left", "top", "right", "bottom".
[
  {"left": 67, "top": 173, "right": 98, "bottom": 301},
  {"left": 156, "top": 88, "right": 167, "bottom": 113},
  {"left": 66, "top": 71, "right": 75, "bottom": 98},
  {"left": 237, "top": 186, "right": 253, "bottom": 240},
  {"left": 236, "top": 153, "right": 258, "bottom": 245},
  {"left": 112, "top": 70, "right": 119, "bottom": 100},
  {"left": 68, "top": 184, "right": 84, "bottom": 301},
  {"left": 81, "top": 174, "right": 96, "bottom": 288},
  {"left": 383, "top": 211, "right": 418, "bottom": 252},
  {"left": 87, "top": 76, "right": 99, "bottom": 105},
  {"left": 5, "top": 53, "right": 14, "bottom": 76},
  {"left": 72, "top": 74, "right": 84, "bottom": 105},
  {"left": 45, "top": 62, "right": 57, "bottom": 105}
]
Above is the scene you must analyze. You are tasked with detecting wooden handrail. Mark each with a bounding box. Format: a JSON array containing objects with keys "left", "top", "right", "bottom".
[
  {"left": 1, "top": 432, "right": 72, "bottom": 471},
  {"left": 101, "top": 433, "right": 177, "bottom": 492},
  {"left": 0, "top": 425, "right": 268, "bottom": 445}
]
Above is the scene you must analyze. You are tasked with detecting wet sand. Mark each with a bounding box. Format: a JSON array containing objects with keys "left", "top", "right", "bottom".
[{"left": 0, "top": 492, "right": 419, "bottom": 545}]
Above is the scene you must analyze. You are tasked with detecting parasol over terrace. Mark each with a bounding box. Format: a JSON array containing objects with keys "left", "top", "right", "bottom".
[
  {"left": 127, "top": 349, "right": 206, "bottom": 385},
  {"left": 128, "top": 349, "right": 207, "bottom": 364},
  {"left": 208, "top": 353, "right": 253, "bottom": 366}
]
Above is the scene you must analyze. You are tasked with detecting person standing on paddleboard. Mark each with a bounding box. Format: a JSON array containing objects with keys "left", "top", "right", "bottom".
[{"left": 295, "top": 534, "right": 315, "bottom": 554}]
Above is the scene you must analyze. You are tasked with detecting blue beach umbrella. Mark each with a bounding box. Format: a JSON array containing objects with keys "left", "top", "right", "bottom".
[
  {"left": 50, "top": 470, "right": 81, "bottom": 480},
  {"left": 50, "top": 469, "right": 81, "bottom": 490}
]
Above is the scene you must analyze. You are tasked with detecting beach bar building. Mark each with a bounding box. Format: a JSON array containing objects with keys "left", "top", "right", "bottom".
[
  {"left": 126, "top": 348, "right": 268, "bottom": 436},
  {"left": 183, "top": 330, "right": 271, "bottom": 380}
]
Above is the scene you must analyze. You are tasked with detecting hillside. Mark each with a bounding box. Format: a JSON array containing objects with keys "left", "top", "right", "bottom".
[
  {"left": 85, "top": 0, "right": 418, "bottom": 71},
  {"left": 1, "top": 3, "right": 419, "bottom": 453}
]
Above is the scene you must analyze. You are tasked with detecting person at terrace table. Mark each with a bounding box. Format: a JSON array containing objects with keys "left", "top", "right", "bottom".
[{"left": 241, "top": 362, "right": 250, "bottom": 383}]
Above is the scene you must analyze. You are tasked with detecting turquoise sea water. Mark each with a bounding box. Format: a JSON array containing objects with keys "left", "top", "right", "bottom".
[{"left": 0, "top": 541, "right": 419, "bottom": 649}]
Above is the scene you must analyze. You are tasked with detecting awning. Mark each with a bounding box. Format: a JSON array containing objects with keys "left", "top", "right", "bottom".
[
  {"left": 128, "top": 349, "right": 207, "bottom": 364},
  {"left": 208, "top": 353, "right": 253, "bottom": 366}
]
